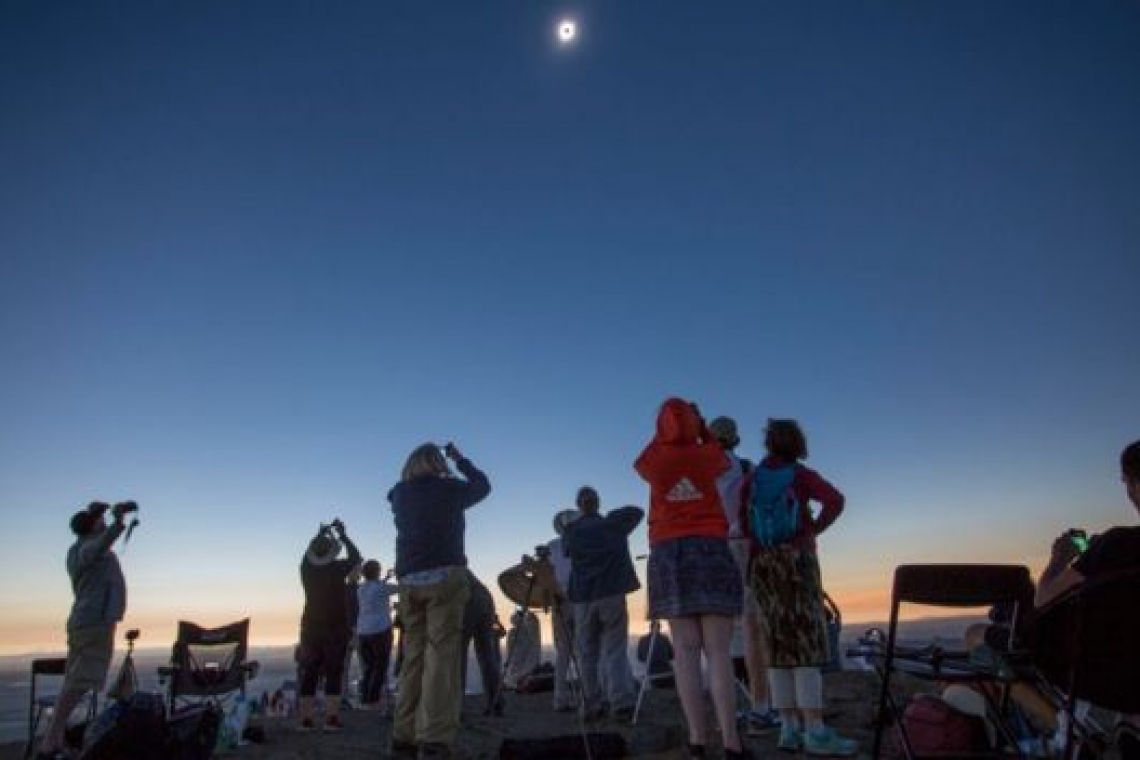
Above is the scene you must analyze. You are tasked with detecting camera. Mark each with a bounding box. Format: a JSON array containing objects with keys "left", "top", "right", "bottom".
[
  {"left": 112, "top": 501, "right": 139, "bottom": 519},
  {"left": 126, "top": 628, "right": 140, "bottom": 643}
]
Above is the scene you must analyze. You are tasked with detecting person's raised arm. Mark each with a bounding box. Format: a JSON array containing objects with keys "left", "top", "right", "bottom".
[
  {"left": 447, "top": 444, "right": 491, "bottom": 508},
  {"left": 607, "top": 505, "right": 645, "bottom": 536},
  {"left": 75, "top": 506, "right": 129, "bottom": 569},
  {"left": 333, "top": 519, "right": 363, "bottom": 567},
  {"left": 802, "top": 468, "right": 845, "bottom": 536},
  {"left": 1035, "top": 531, "right": 1084, "bottom": 607}
]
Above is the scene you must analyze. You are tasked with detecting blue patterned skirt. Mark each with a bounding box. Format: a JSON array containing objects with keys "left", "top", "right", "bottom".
[{"left": 647, "top": 536, "right": 742, "bottom": 619}]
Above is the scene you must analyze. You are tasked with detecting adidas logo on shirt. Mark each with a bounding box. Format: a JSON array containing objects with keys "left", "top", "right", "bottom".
[{"left": 665, "top": 478, "right": 702, "bottom": 502}]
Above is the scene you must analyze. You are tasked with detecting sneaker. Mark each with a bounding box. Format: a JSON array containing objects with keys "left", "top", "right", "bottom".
[
  {"left": 778, "top": 727, "right": 804, "bottom": 753},
  {"left": 803, "top": 726, "right": 858, "bottom": 757},
  {"left": 746, "top": 708, "right": 782, "bottom": 735},
  {"left": 324, "top": 715, "right": 344, "bottom": 732},
  {"left": 297, "top": 717, "right": 316, "bottom": 732}
]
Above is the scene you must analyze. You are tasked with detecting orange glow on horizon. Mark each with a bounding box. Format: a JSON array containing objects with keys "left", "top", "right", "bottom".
[{"left": 1, "top": 573, "right": 1041, "bottom": 657}]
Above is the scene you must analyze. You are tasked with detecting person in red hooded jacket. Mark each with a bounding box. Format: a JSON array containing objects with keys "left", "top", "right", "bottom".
[{"left": 634, "top": 398, "right": 750, "bottom": 760}]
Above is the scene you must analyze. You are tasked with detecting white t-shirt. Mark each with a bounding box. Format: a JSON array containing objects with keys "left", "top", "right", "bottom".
[
  {"left": 715, "top": 452, "right": 750, "bottom": 538},
  {"left": 546, "top": 536, "right": 572, "bottom": 595},
  {"left": 356, "top": 579, "right": 397, "bottom": 635}
]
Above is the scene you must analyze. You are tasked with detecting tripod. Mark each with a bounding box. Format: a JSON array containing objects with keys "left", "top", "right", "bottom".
[
  {"left": 108, "top": 628, "right": 141, "bottom": 701},
  {"left": 631, "top": 617, "right": 664, "bottom": 725},
  {"left": 496, "top": 558, "right": 594, "bottom": 760}
]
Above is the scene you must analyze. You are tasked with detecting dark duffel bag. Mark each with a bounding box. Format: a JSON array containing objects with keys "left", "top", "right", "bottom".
[
  {"left": 81, "top": 692, "right": 168, "bottom": 760},
  {"left": 167, "top": 703, "right": 222, "bottom": 760}
]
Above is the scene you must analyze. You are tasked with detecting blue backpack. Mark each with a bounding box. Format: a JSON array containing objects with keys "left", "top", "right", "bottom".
[{"left": 748, "top": 465, "right": 801, "bottom": 547}]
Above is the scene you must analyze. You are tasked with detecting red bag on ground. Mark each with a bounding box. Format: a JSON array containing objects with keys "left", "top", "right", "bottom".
[{"left": 897, "top": 693, "right": 989, "bottom": 755}]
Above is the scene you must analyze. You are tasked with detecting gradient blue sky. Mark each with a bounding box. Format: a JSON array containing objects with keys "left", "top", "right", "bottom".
[{"left": 2, "top": 1, "right": 1137, "bottom": 653}]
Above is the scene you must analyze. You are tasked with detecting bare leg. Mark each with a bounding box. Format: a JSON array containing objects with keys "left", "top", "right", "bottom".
[
  {"left": 668, "top": 617, "right": 707, "bottom": 748},
  {"left": 701, "top": 615, "right": 744, "bottom": 753},
  {"left": 38, "top": 689, "right": 86, "bottom": 754},
  {"left": 298, "top": 695, "right": 315, "bottom": 723},
  {"left": 741, "top": 608, "right": 771, "bottom": 707}
]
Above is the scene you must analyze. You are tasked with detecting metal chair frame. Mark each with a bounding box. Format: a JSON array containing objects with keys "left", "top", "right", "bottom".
[
  {"left": 868, "top": 563, "right": 1037, "bottom": 760},
  {"left": 23, "top": 657, "right": 97, "bottom": 760},
  {"left": 157, "top": 618, "right": 259, "bottom": 712}
]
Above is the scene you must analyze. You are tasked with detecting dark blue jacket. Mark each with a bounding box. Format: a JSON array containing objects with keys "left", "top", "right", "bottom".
[
  {"left": 390, "top": 457, "right": 491, "bottom": 577},
  {"left": 566, "top": 506, "right": 643, "bottom": 603}
]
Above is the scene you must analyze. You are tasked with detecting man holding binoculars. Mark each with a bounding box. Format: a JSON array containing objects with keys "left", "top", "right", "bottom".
[{"left": 38, "top": 500, "right": 138, "bottom": 759}]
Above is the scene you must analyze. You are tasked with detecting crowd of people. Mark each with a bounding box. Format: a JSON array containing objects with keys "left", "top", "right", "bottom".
[{"left": 38, "top": 399, "right": 1140, "bottom": 760}]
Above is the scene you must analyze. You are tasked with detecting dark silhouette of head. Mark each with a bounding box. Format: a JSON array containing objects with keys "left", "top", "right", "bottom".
[
  {"left": 576, "top": 486, "right": 600, "bottom": 516},
  {"left": 1122, "top": 440, "right": 1140, "bottom": 511},
  {"left": 764, "top": 419, "right": 808, "bottom": 461},
  {"left": 362, "top": 559, "right": 381, "bottom": 581},
  {"left": 709, "top": 416, "right": 740, "bottom": 450}
]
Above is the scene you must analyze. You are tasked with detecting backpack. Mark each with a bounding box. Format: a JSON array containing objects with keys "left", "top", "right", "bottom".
[
  {"left": 894, "top": 694, "right": 989, "bottom": 756},
  {"left": 81, "top": 692, "right": 168, "bottom": 760},
  {"left": 748, "top": 465, "right": 801, "bottom": 547}
]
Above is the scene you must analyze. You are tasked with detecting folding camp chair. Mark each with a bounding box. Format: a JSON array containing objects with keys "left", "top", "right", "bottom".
[
  {"left": 1031, "top": 566, "right": 1140, "bottom": 760},
  {"left": 23, "top": 657, "right": 98, "bottom": 759},
  {"left": 157, "top": 619, "right": 259, "bottom": 712},
  {"left": 867, "top": 564, "right": 1037, "bottom": 760}
]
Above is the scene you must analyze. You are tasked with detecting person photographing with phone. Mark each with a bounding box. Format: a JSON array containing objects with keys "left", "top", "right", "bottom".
[
  {"left": 1036, "top": 439, "right": 1140, "bottom": 607},
  {"left": 388, "top": 442, "right": 490, "bottom": 760},
  {"left": 38, "top": 500, "right": 138, "bottom": 759},
  {"left": 297, "top": 517, "right": 362, "bottom": 732}
]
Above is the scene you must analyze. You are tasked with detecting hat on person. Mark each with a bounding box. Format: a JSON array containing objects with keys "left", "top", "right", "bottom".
[
  {"left": 708, "top": 416, "right": 739, "bottom": 444},
  {"left": 70, "top": 502, "right": 110, "bottom": 537},
  {"left": 552, "top": 509, "right": 580, "bottom": 536},
  {"left": 305, "top": 534, "right": 341, "bottom": 566}
]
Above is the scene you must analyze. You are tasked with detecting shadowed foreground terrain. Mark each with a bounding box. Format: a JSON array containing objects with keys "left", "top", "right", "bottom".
[{"left": 4, "top": 670, "right": 881, "bottom": 760}]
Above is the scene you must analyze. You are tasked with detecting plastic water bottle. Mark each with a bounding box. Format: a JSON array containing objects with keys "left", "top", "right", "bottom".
[{"left": 230, "top": 696, "right": 251, "bottom": 746}]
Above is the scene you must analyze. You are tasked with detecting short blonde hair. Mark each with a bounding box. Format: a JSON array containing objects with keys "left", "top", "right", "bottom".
[{"left": 401, "top": 443, "right": 448, "bottom": 482}]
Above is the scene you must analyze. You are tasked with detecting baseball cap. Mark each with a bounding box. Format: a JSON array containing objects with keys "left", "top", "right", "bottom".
[{"left": 70, "top": 502, "right": 110, "bottom": 536}]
